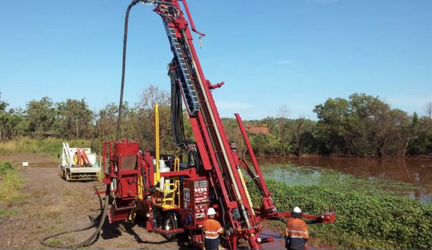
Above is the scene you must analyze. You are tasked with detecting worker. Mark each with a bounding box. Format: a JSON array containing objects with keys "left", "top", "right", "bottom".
[
  {"left": 285, "top": 207, "right": 309, "bottom": 250},
  {"left": 202, "top": 207, "right": 224, "bottom": 250}
]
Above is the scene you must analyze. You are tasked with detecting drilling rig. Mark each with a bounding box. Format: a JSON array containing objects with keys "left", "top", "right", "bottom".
[{"left": 101, "top": 1, "right": 336, "bottom": 249}]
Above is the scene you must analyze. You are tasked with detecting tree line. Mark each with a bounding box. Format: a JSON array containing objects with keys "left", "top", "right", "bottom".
[
  {"left": 1, "top": 90, "right": 431, "bottom": 157},
  {"left": 239, "top": 94, "right": 432, "bottom": 157}
]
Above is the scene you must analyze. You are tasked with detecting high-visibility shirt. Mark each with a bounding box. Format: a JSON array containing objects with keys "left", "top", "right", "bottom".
[
  {"left": 286, "top": 218, "right": 309, "bottom": 239},
  {"left": 285, "top": 218, "right": 309, "bottom": 250},
  {"left": 202, "top": 219, "right": 223, "bottom": 239}
]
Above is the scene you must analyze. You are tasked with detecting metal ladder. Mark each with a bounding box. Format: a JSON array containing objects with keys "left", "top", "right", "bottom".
[
  {"left": 165, "top": 24, "right": 200, "bottom": 117},
  {"left": 162, "top": 158, "right": 181, "bottom": 210}
]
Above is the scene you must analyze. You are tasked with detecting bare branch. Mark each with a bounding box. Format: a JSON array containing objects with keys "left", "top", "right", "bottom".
[
  {"left": 424, "top": 102, "right": 432, "bottom": 119},
  {"left": 277, "top": 104, "right": 290, "bottom": 119}
]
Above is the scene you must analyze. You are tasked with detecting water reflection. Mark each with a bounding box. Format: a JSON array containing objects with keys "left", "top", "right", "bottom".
[{"left": 261, "top": 157, "right": 432, "bottom": 203}]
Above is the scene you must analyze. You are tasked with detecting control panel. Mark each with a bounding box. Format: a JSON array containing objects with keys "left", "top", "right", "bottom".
[{"left": 183, "top": 178, "right": 209, "bottom": 227}]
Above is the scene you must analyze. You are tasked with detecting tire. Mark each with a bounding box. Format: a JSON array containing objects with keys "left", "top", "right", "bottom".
[
  {"left": 162, "top": 212, "right": 179, "bottom": 241},
  {"left": 66, "top": 171, "right": 71, "bottom": 181}
]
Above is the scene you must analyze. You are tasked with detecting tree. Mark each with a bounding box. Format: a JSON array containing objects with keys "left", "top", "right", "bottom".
[
  {"left": 313, "top": 93, "right": 411, "bottom": 157},
  {"left": 276, "top": 105, "right": 290, "bottom": 152},
  {"left": 0, "top": 108, "right": 26, "bottom": 140},
  {"left": 136, "top": 85, "right": 173, "bottom": 152},
  {"left": 95, "top": 103, "right": 123, "bottom": 141},
  {"left": 349, "top": 94, "right": 394, "bottom": 157},
  {"left": 425, "top": 102, "right": 432, "bottom": 119},
  {"left": 402, "top": 112, "right": 419, "bottom": 157},
  {"left": 57, "top": 99, "right": 93, "bottom": 138},
  {"left": 289, "top": 117, "right": 306, "bottom": 157},
  {"left": 408, "top": 117, "right": 432, "bottom": 155},
  {"left": 0, "top": 93, "right": 9, "bottom": 140},
  {"left": 0, "top": 93, "right": 27, "bottom": 140},
  {"left": 26, "top": 97, "right": 57, "bottom": 137},
  {"left": 139, "top": 85, "right": 170, "bottom": 110},
  {"left": 222, "top": 118, "right": 247, "bottom": 157},
  {"left": 0, "top": 92, "right": 7, "bottom": 113},
  {"left": 385, "top": 108, "right": 410, "bottom": 156},
  {"left": 314, "top": 97, "right": 350, "bottom": 155}
]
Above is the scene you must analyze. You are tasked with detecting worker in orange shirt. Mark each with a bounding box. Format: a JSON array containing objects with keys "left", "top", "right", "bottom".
[
  {"left": 285, "top": 207, "right": 309, "bottom": 250},
  {"left": 202, "top": 207, "right": 224, "bottom": 250}
]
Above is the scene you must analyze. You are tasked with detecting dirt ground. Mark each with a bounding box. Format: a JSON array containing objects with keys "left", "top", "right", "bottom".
[
  {"left": 0, "top": 154, "right": 290, "bottom": 250},
  {"left": 0, "top": 154, "right": 179, "bottom": 250}
]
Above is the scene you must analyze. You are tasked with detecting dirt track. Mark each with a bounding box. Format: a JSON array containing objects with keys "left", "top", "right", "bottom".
[
  {"left": 0, "top": 163, "right": 179, "bottom": 249},
  {"left": 0, "top": 154, "right": 290, "bottom": 250}
]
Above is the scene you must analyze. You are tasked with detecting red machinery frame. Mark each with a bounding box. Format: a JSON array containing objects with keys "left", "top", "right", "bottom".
[{"left": 101, "top": 1, "right": 336, "bottom": 249}]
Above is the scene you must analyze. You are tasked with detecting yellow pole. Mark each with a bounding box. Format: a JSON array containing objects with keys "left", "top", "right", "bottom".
[
  {"left": 238, "top": 168, "right": 255, "bottom": 216},
  {"left": 138, "top": 175, "right": 144, "bottom": 201},
  {"left": 155, "top": 103, "right": 161, "bottom": 185}
]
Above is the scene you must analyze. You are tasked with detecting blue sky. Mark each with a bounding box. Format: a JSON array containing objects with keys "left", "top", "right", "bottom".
[{"left": 1, "top": 0, "right": 431, "bottom": 120}]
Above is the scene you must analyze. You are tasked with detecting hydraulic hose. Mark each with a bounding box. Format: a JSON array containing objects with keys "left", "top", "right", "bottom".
[
  {"left": 170, "top": 61, "right": 187, "bottom": 148},
  {"left": 41, "top": 1, "right": 140, "bottom": 248},
  {"left": 116, "top": 0, "right": 141, "bottom": 141},
  {"left": 40, "top": 186, "right": 110, "bottom": 248}
]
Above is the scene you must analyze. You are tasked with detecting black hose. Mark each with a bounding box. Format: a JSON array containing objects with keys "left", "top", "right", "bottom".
[
  {"left": 41, "top": 1, "right": 140, "bottom": 248},
  {"left": 116, "top": 0, "right": 141, "bottom": 141},
  {"left": 170, "top": 59, "right": 188, "bottom": 149},
  {"left": 40, "top": 186, "right": 110, "bottom": 248}
]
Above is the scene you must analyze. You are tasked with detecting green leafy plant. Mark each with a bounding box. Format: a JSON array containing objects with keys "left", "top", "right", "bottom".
[{"left": 248, "top": 168, "right": 432, "bottom": 249}]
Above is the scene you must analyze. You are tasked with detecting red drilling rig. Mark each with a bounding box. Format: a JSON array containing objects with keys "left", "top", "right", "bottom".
[{"left": 102, "top": 1, "right": 336, "bottom": 249}]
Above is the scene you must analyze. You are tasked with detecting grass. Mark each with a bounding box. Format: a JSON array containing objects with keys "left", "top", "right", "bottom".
[
  {"left": 0, "top": 137, "right": 92, "bottom": 157},
  {"left": 0, "top": 209, "right": 18, "bottom": 220},
  {"left": 45, "top": 239, "right": 63, "bottom": 248},
  {"left": 0, "top": 162, "right": 25, "bottom": 223},
  {"left": 250, "top": 166, "right": 432, "bottom": 249},
  {"left": 0, "top": 162, "right": 25, "bottom": 206}
]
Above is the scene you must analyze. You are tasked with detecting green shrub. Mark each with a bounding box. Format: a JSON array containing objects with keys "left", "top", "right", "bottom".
[
  {"left": 0, "top": 161, "right": 13, "bottom": 175},
  {"left": 249, "top": 178, "right": 432, "bottom": 249}
]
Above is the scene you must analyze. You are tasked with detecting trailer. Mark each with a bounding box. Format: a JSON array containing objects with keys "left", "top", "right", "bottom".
[{"left": 60, "top": 142, "right": 100, "bottom": 181}]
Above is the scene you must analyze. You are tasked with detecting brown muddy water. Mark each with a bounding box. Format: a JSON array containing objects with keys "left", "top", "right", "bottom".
[{"left": 261, "top": 156, "right": 432, "bottom": 203}]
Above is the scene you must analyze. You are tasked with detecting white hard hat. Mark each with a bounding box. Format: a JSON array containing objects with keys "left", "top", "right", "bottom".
[
  {"left": 293, "top": 207, "right": 302, "bottom": 213},
  {"left": 207, "top": 207, "right": 216, "bottom": 216}
]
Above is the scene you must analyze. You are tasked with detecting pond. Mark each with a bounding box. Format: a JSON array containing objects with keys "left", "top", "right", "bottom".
[{"left": 260, "top": 156, "right": 432, "bottom": 203}]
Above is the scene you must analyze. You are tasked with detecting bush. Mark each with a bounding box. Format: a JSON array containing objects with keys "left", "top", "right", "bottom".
[
  {"left": 248, "top": 178, "right": 432, "bottom": 249},
  {"left": 0, "top": 161, "right": 13, "bottom": 175}
]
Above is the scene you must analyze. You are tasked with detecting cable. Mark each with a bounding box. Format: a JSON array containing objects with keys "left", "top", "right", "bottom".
[
  {"left": 170, "top": 60, "right": 187, "bottom": 149},
  {"left": 40, "top": 186, "right": 110, "bottom": 248},
  {"left": 116, "top": 0, "right": 141, "bottom": 141},
  {"left": 41, "top": 1, "right": 140, "bottom": 248}
]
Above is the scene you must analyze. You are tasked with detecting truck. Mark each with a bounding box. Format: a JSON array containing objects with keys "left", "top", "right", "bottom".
[{"left": 59, "top": 142, "right": 100, "bottom": 181}]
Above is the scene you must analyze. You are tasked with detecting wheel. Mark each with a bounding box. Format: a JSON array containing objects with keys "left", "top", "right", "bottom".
[
  {"left": 162, "top": 211, "right": 178, "bottom": 241},
  {"left": 66, "top": 171, "right": 71, "bottom": 181},
  {"left": 153, "top": 207, "right": 164, "bottom": 229},
  {"left": 59, "top": 167, "right": 64, "bottom": 179}
]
